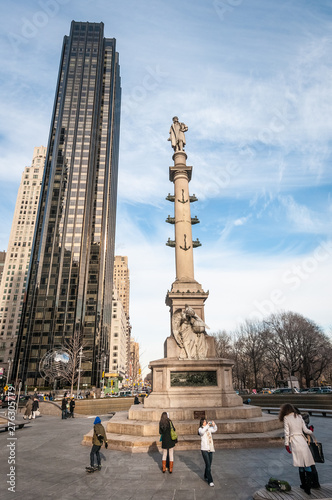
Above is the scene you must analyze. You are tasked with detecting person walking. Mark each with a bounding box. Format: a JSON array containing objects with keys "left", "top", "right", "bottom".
[
  {"left": 31, "top": 397, "right": 39, "bottom": 419},
  {"left": 279, "top": 403, "right": 315, "bottom": 495},
  {"left": 23, "top": 397, "right": 33, "bottom": 420},
  {"left": 159, "top": 411, "right": 177, "bottom": 473},
  {"left": 69, "top": 397, "right": 75, "bottom": 418},
  {"left": 198, "top": 418, "right": 217, "bottom": 487},
  {"left": 61, "top": 396, "right": 67, "bottom": 419},
  {"left": 86, "top": 416, "right": 108, "bottom": 472}
]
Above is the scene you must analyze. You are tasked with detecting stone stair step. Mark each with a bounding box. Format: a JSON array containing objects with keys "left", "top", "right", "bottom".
[
  {"left": 82, "top": 428, "right": 283, "bottom": 452},
  {"left": 106, "top": 411, "right": 282, "bottom": 436}
]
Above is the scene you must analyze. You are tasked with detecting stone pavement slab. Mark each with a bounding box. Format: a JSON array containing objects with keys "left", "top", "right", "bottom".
[
  {"left": 253, "top": 484, "right": 332, "bottom": 499},
  {"left": 0, "top": 413, "right": 331, "bottom": 500}
]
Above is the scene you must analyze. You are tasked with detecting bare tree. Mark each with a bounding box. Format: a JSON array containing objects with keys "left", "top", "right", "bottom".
[
  {"left": 56, "top": 330, "right": 87, "bottom": 395},
  {"left": 211, "top": 311, "right": 332, "bottom": 390},
  {"left": 213, "top": 330, "right": 233, "bottom": 358},
  {"left": 263, "top": 311, "right": 332, "bottom": 389},
  {"left": 235, "top": 320, "right": 265, "bottom": 390}
]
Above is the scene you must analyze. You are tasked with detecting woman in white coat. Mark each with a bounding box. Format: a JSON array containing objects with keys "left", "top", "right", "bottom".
[
  {"left": 279, "top": 403, "right": 315, "bottom": 495},
  {"left": 198, "top": 418, "right": 217, "bottom": 487}
]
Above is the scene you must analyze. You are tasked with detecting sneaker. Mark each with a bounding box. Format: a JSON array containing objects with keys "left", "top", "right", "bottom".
[
  {"left": 209, "top": 483, "right": 214, "bottom": 487},
  {"left": 94, "top": 465, "right": 101, "bottom": 471},
  {"left": 86, "top": 466, "right": 94, "bottom": 470}
]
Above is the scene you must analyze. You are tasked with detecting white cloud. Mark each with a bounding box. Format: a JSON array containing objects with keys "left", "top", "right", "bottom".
[{"left": 278, "top": 195, "right": 328, "bottom": 234}]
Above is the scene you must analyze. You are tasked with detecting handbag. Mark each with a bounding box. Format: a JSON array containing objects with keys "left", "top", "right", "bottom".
[
  {"left": 308, "top": 436, "right": 324, "bottom": 463},
  {"left": 170, "top": 421, "right": 177, "bottom": 441}
]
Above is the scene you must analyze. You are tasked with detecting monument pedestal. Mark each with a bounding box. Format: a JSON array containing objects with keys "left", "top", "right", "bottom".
[{"left": 144, "top": 355, "right": 243, "bottom": 409}]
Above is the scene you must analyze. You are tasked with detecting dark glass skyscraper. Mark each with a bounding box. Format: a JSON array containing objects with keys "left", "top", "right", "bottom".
[{"left": 13, "top": 21, "right": 121, "bottom": 387}]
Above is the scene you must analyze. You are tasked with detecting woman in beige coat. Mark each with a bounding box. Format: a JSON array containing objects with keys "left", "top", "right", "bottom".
[{"left": 279, "top": 403, "right": 315, "bottom": 494}]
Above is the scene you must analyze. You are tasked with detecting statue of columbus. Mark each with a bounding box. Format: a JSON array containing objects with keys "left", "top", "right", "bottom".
[{"left": 168, "top": 116, "right": 188, "bottom": 152}]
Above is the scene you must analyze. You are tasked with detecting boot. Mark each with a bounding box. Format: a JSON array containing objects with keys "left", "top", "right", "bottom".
[
  {"left": 299, "top": 470, "right": 306, "bottom": 490},
  {"left": 311, "top": 465, "right": 320, "bottom": 489},
  {"left": 169, "top": 461, "right": 173, "bottom": 473},
  {"left": 162, "top": 460, "right": 166, "bottom": 473},
  {"left": 304, "top": 470, "right": 312, "bottom": 495}
]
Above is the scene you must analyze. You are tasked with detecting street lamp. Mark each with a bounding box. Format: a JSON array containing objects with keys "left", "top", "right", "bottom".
[
  {"left": 76, "top": 347, "right": 83, "bottom": 398},
  {"left": 6, "top": 358, "right": 12, "bottom": 386},
  {"left": 100, "top": 350, "right": 107, "bottom": 392}
]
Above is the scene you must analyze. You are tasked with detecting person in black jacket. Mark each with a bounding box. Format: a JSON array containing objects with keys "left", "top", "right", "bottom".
[
  {"left": 159, "top": 412, "right": 177, "bottom": 473},
  {"left": 69, "top": 397, "right": 75, "bottom": 418},
  {"left": 31, "top": 397, "right": 39, "bottom": 419},
  {"left": 61, "top": 396, "right": 67, "bottom": 419}
]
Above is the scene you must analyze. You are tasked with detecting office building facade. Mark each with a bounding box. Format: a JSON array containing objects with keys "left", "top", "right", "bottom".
[
  {"left": 13, "top": 21, "right": 121, "bottom": 387},
  {"left": 109, "top": 287, "right": 127, "bottom": 377},
  {"left": 0, "top": 147, "right": 46, "bottom": 377},
  {"left": 0, "top": 251, "right": 6, "bottom": 285},
  {"left": 113, "top": 255, "right": 131, "bottom": 372}
]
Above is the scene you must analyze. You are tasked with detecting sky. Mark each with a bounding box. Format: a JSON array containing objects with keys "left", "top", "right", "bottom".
[{"left": 0, "top": 0, "right": 331, "bottom": 376}]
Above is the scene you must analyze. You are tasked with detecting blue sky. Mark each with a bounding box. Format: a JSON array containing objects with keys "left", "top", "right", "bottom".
[{"left": 0, "top": 0, "right": 331, "bottom": 375}]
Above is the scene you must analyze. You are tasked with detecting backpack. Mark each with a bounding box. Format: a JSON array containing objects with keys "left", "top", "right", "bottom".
[{"left": 265, "top": 477, "right": 291, "bottom": 492}]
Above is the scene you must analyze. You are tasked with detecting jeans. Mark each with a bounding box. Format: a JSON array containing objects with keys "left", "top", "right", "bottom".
[
  {"left": 90, "top": 445, "right": 101, "bottom": 467},
  {"left": 201, "top": 450, "right": 213, "bottom": 483},
  {"left": 62, "top": 409, "right": 67, "bottom": 419}
]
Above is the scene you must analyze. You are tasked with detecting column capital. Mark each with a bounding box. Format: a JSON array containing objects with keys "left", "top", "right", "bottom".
[{"left": 169, "top": 165, "right": 192, "bottom": 182}]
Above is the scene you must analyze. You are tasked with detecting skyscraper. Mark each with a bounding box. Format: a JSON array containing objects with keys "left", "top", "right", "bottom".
[
  {"left": 13, "top": 21, "right": 121, "bottom": 387},
  {"left": 113, "top": 255, "right": 131, "bottom": 372},
  {"left": 110, "top": 287, "right": 127, "bottom": 377},
  {"left": 0, "top": 147, "right": 46, "bottom": 378},
  {"left": 113, "top": 256, "right": 130, "bottom": 318}
]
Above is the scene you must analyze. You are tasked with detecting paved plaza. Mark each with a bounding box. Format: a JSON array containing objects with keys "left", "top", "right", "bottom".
[{"left": 0, "top": 412, "right": 331, "bottom": 500}]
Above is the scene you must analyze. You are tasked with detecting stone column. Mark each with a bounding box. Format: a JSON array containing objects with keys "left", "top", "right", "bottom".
[{"left": 172, "top": 151, "right": 194, "bottom": 281}]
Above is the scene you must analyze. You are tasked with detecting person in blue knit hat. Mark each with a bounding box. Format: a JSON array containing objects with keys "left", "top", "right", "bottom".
[{"left": 86, "top": 416, "right": 108, "bottom": 472}]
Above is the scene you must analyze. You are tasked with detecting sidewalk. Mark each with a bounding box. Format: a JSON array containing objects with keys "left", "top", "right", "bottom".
[{"left": 0, "top": 412, "right": 331, "bottom": 500}]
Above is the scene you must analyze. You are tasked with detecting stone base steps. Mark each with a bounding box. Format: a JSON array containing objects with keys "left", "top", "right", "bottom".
[
  {"left": 82, "top": 410, "right": 284, "bottom": 452},
  {"left": 82, "top": 427, "right": 283, "bottom": 453},
  {"left": 253, "top": 483, "right": 332, "bottom": 499},
  {"left": 128, "top": 404, "right": 263, "bottom": 421},
  {"left": 106, "top": 412, "right": 282, "bottom": 436}
]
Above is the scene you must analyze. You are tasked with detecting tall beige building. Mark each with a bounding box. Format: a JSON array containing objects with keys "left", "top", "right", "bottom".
[
  {"left": 129, "top": 338, "right": 141, "bottom": 385},
  {"left": 113, "top": 256, "right": 131, "bottom": 373},
  {"left": 0, "top": 146, "right": 46, "bottom": 377},
  {"left": 109, "top": 288, "right": 128, "bottom": 377},
  {"left": 113, "top": 256, "right": 130, "bottom": 317},
  {"left": 0, "top": 251, "right": 6, "bottom": 284}
]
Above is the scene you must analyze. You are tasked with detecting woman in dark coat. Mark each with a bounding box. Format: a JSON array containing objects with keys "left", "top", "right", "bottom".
[{"left": 159, "top": 411, "right": 177, "bottom": 473}]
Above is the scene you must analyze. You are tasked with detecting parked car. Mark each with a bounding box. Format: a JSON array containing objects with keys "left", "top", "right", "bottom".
[
  {"left": 0, "top": 394, "right": 16, "bottom": 408},
  {"left": 273, "top": 387, "right": 299, "bottom": 394},
  {"left": 308, "top": 387, "right": 332, "bottom": 394},
  {"left": 119, "top": 390, "right": 132, "bottom": 397}
]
